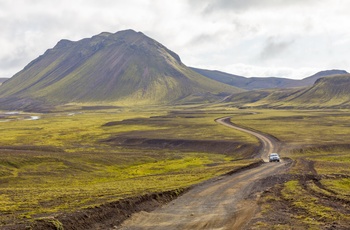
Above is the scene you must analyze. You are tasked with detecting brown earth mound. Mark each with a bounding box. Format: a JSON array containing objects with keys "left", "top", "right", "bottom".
[{"left": 103, "top": 136, "right": 258, "bottom": 156}]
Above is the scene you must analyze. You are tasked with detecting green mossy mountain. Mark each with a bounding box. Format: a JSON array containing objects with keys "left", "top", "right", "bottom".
[
  {"left": 226, "top": 74, "right": 350, "bottom": 108},
  {"left": 279, "top": 74, "right": 350, "bottom": 108},
  {"left": 0, "top": 30, "right": 240, "bottom": 110}
]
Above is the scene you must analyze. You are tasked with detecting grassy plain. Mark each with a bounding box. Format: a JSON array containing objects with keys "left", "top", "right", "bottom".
[
  {"left": 0, "top": 105, "right": 259, "bottom": 226},
  {"left": 1, "top": 106, "right": 349, "bottom": 228}
]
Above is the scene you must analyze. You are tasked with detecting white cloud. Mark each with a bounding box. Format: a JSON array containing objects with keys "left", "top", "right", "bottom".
[
  {"left": 0, "top": 0, "right": 349, "bottom": 79},
  {"left": 222, "top": 64, "right": 319, "bottom": 79}
]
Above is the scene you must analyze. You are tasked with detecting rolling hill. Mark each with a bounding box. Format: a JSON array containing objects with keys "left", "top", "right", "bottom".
[
  {"left": 226, "top": 74, "right": 350, "bottom": 108},
  {"left": 0, "top": 30, "right": 241, "bottom": 111},
  {"left": 192, "top": 67, "right": 348, "bottom": 90}
]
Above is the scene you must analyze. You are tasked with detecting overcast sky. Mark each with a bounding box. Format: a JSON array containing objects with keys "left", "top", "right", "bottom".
[{"left": 1, "top": 0, "right": 349, "bottom": 79}]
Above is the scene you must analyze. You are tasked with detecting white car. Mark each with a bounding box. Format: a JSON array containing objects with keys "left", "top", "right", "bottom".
[{"left": 269, "top": 153, "right": 280, "bottom": 162}]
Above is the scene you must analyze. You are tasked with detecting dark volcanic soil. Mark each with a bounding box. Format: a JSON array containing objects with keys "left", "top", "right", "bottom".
[{"left": 2, "top": 190, "right": 187, "bottom": 230}]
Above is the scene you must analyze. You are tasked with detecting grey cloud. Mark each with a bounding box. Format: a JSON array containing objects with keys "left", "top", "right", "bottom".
[
  {"left": 1, "top": 0, "right": 349, "bottom": 79},
  {"left": 189, "top": 0, "right": 318, "bottom": 13},
  {"left": 188, "top": 33, "right": 219, "bottom": 46},
  {"left": 260, "top": 37, "right": 295, "bottom": 60},
  {"left": 0, "top": 47, "right": 32, "bottom": 70}
]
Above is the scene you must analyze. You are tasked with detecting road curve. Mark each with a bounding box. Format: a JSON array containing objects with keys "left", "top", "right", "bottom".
[
  {"left": 119, "top": 117, "right": 286, "bottom": 230},
  {"left": 215, "top": 117, "right": 281, "bottom": 162}
]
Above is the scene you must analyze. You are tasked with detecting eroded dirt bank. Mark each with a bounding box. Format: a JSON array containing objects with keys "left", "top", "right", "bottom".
[{"left": 2, "top": 189, "right": 187, "bottom": 230}]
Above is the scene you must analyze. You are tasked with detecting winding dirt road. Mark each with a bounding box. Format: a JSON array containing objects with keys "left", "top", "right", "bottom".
[
  {"left": 215, "top": 117, "right": 281, "bottom": 162},
  {"left": 119, "top": 117, "right": 288, "bottom": 230}
]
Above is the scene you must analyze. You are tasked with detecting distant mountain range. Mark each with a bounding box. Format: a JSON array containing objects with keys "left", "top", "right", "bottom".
[
  {"left": 225, "top": 74, "right": 350, "bottom": 108},
  {"left": 0, "top": 29, "right": 349, "bottom": 111},
  {"left": 191, "top": 67, "right": 348, "bottom": 90},
  {"left": 0, "top": 78, "right": 8, "bottom": 85}
]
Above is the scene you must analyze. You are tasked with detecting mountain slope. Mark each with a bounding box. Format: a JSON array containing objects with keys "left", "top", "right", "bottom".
[
  {"left": 224, "top": 88, "right": 300, "bottom": 107},
  {"left": 0, "top": 30, "right": 241, "bottom": 110},
  {"left": 192, "top": 67, "right": 348, "bottom": 90},
  {"left": 0, "top": 78, "right": 8, "bottom": 86}
]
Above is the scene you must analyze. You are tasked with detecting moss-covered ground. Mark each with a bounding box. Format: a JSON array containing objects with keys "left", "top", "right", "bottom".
[
  {"left": 0, "top": 105, "right": 258, "bottom": 226},
  {"left": 232, "top": 108, "right": 350, "bottom": 229}
]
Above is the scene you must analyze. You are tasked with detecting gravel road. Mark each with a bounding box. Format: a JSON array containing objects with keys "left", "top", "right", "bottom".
[{"left": 119, "top": 117, "right": 288, "bottom": 230}]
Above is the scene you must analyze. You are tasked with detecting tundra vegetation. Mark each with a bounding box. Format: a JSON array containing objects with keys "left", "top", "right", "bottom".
[
  {"left": 0, "top": 105, "right": 258, "bottom": 226},
  {"left": 0, "top": 106, "right": 349, "bottom": 229}
]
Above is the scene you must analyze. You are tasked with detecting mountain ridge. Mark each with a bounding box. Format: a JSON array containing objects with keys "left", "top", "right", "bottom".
[{"left": 191, "top": 67, "right": 348, "bottom": 90}]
